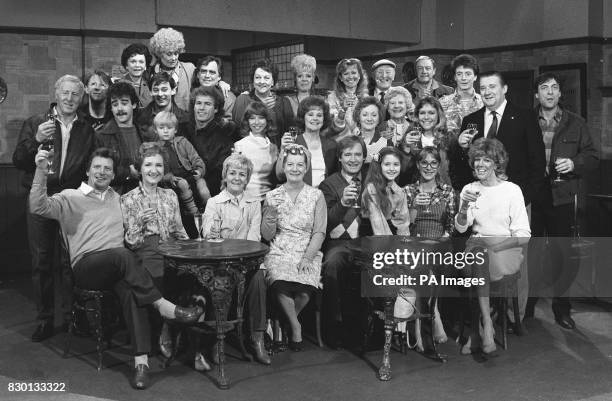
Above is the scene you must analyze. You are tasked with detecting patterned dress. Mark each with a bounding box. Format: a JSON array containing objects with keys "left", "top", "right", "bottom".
[{"left": 263, "top": 185, "right": 326, "bottom": 289}]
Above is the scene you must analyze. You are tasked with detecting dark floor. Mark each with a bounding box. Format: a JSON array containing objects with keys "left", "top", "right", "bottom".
[{"left": 1, "top": 274, "right": 612, "bottom": 401}]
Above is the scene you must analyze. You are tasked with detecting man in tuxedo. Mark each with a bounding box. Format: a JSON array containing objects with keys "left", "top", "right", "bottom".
[{"left": 448, "top": 70, "right": 546, "bottom": 318}]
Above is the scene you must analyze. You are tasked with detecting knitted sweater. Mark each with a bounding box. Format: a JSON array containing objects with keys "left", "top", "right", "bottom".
[{"left": 29, "top": 169, "right": 124, "bottom": 267}]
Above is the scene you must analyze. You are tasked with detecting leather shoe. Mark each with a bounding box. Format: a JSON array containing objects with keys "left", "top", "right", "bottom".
[
  {"left": 131, "top": 364, "right": 149, "bottom": 390},
  {"left": 172, "top": 306, "right": 203, "bottom": 324},
  {"left": 555, "top": 314, "right": 576, "bottom": 330},
  {"left": 31, "top": 322, "right": 54, "bottom": 342},
  {"left": 289, "top": 340, "right": 303, "bottom": 352},
  {"left": 249, "top": 338, "right": 271, "bottom": 365}
]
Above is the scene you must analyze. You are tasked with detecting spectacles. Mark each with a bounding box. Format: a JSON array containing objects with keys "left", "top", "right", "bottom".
[{"left": 419, "top": 161, "right": 440, "bottom": 169}]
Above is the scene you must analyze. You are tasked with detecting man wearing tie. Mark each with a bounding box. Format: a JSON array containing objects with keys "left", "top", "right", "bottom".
[
  {"left": 448, "top": 71, "right": 546, "bottom": 318},
  {"left": 370, "top": 59, "right": 397, "bottom": 104}
]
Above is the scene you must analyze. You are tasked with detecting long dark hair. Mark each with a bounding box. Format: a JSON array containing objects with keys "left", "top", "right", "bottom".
[{"left": 362, "top": 146, "right": 403, "bottom": 216}]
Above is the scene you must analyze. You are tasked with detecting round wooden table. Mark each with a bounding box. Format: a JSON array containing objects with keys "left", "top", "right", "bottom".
[
  {"left": 158, "top": 239, "right": 269, "bottom": 389},
  {"left": 347, "top": 235, "right": 451, "bottom": 381}
]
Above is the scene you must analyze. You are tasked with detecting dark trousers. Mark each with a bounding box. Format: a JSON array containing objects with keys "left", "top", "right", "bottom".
[
  {"left": 244, "top": 269, "right": 267, "bottom": 333},
  {"left": 322, "top": 240, "right": 355, "bottom": 323},
  {"left": 73, "top": 247, "right": 162, "bottom": 354},
  {"left": 26, "top": 198, "right": 72, "bottom": 323},
  {"left": 530, "top": 184, "right": 577, "bottom": 314}
]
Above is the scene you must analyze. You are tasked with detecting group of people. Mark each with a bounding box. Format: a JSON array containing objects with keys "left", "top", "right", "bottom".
[{"left": 12, "top": 26, "right": 599, "bottom": 390}]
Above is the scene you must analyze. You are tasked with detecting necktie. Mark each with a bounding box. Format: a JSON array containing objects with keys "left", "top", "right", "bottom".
[
  {"left": 379, "top": 91, "right": 385, "bottom": 103},
  {"left": 487, "top": 111, "right": 498, "bottom": 139}
]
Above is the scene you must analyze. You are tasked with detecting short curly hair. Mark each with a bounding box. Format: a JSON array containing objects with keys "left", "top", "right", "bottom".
[
  {"left": 149, "top": 27, "right": 186, "bottom": 57},
  {"left": 249, "top": 59, "right": 278, "bottom": 84},
  {"left": 291, "top": 54, "right": 316, "bottom": 76},
  {"left": 189, "top": 86, "right": 225, "bottom": 121},
  {"left": 134, "top": 143, "right": 167, "bottom": 175},
  {"left": 353, "top": 96, "right": 385, "bottom": 130},
  {"left": 383, "top": 86, "right": 414, "bottom": 114},
  {"left": 121, "top": 43, "right": 152, "bottom": 68},
  {"left": 468, "top": 138, "right": 508, "bottom": 180},
  {"left": 295, "top": 96, "right": 331, "bottom": 132},
  {"left": 221, "top": 153, "right": 254, "bottom": 190}
]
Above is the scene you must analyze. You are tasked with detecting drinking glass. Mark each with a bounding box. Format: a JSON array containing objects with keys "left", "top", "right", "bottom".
[
  {"left": 288, "top": 126, "right": 298, "bottom": 143},
  {"left": 208, "top": 215, "right": 224, "bottom": 242},
  {"left": 351, "top": 176, "right": 361, "bottom": 209},
  {"left": 466, "top": 123, "right": 478, "bottom": 144},
  {"left": 554, "top": 158, "right": 565, "bottom": 183},
  {"left": 469, "top": 183, "right": 481, "bottom": 210},
  {"left": 194, "top": 213, "right": 204, "bottom": 241},
  {"left": 42, "top": 141, "right": 55, "bottom": 175}
]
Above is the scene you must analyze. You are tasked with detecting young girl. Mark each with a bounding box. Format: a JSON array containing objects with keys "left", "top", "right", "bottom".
[
  {"left": 361, "top": 146, "right": 411, "bottom": 235},
  {"left": 233, "top": 102, "right": 278, "bottom": 201}
]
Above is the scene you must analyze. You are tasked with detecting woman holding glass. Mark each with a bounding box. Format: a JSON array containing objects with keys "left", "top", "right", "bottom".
[
  {"left": 277, "top": 96, "right": 337, "bottom": 188},
  {"left": 327, "top": 58, "right": 369, "bottom": 137},
  {"left": 232, "top": 59, "right": 295, "bottom": 148},
  {"left": 262, "top": 144, "right": 327, "bottom": 351},
  {"left": 233, "top": 102, "right": 279, "bottom": 201},
  {"left": 405, "top": 147, "right": 456, "bottom": 344},
  {"left": 404, "top": 97, "right": 451, "bottom": 185},
  {"left": 455, "top": 138, "right": 530, "bottom": 354},
  {"left": 120, "top": 143, "right": 189, "bottom": 358}
]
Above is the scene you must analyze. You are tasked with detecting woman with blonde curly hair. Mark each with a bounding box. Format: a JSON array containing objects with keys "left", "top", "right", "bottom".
[
  {"left": 326, "top": 58, "right": 369, "bottom": 136},
  {"left": 287, "top": 54, "right": 317, "bottom": 117},
  {"left": 149, "top": 27, "right": 195, "bottom": 111},
  {"left": 455, "top": 138, "right": 530, "bottom": 355}
]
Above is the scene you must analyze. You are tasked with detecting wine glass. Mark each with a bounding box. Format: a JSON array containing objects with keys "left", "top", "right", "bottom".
[
  {"left": 554, "top": 158, "right": 565, "bottom": 183},
  {"left": 42, "top": 141, "right": 55, "bottom": 175},
  {"left": 194, "top": 213, "right": 204, "bottom": 241},
  {"left": 207, "top": 214, "right": 224, "bottom": 243},
  {"left": 288, "top": 126, "right": 298, "bottom": 143},
  {"left": 466, "top": 123, "right": 478, "bottom": 142},
  {"left": 423, "top": 191, "right": 433, "bottom": 215},
  {"left": 469, "top": 183, "right": 481, "bottom": 210},
  {"left": 351, "top": 176, "right": 361, "bottom": 209}
]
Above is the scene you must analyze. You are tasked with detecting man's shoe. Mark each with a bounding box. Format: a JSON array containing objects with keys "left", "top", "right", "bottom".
[
  {"left": 554, "top": 314, "right": 576, "bottom": 330},
  {"left": 131, "top": 364, "right": 149, "bottom": 390},
  {"left": 249, "top": 338, "right": 271, "bottom": 365},
  {"left": 172, "top": 306, "right": 203, "bottom": 324},
  {"left": 31, "top": 322, "right": 54, "bottom": 342}
]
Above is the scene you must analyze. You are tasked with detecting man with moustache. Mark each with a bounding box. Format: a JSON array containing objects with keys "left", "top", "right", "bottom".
[
  {"left": 95, "top": 81, "right": 144, "bottom": 194},
  {"left": 404, "top": 56, "right": 453, "bottom": 101},
  {"left": 319, "top": 136, "right": 371, "bottom": 347},
  {"left": 526, "top": 73, "right": 598, "bottom": 329},
  {"left": 79, "top": 70, "right": 113, "bottom": 131},
  {"left": 13, "top": 74, "right": 95, "bottom": 341},
  {"left": 121, "top": 43, "right": 152, "bottom": 108},
  {"left": 449, "top": 71, "right": 546, "bottom": 319},
  {"left": 135, "top": 72, "right": 190, "bottom": 140}
]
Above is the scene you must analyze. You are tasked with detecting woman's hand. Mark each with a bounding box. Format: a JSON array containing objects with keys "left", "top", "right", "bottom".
[
  {"left": 413, "top": 192, "right": 431, "bottom": 206},
  {"left": 298, "top": 256, "right": 314, "bottom": 273},
  {"left": 460, "top": 189, "right": 480, "bottom": 204},
  {"left": 280, "top": 132, "right": 294, "bottom": 150},
  {"left": 404, "top": 130, "right": 421, "bottom": 145},
  {"left": 139, "top": 207, "right": 156, "bottom": 227}
]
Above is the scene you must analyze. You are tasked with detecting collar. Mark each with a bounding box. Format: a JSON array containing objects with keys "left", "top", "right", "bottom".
[
  {"left": 52, "top": 106, "right": 78, "bottom": 126},
  {"left": 215, "top": 189, "right": 251, "bottom": 205},
  {"left": 488, "top": 99, "right": 507, "bottom": 117},
  {"left": 248, "top": 132, "right": 271, "bottom": 145},
  {"left": 538, "top": 106, "right": 563, "bottom": 122},
  {"left": 452, "top": 89, "right": 478, "bottom": 103},
  {"left": 387, "top": 181, "right": 402, "bottom": 194},
  {"left": 79, "top": 182, "right": 113, "bottom": 199}
]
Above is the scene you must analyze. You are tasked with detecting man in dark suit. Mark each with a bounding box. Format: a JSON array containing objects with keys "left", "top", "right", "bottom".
[
  {"left": 319, "top": 136, "right": 370, "bottom": 347},
  {"left": 448, "top": 70, "right": 546, "bottom": 318}
]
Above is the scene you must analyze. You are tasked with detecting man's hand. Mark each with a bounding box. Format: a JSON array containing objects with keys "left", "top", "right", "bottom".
[
  {"left": 218, "top": 80, "right": 231, "bottom": 98},
  {"left": 340, "top": 182, "right": 359, "bottom": 207},
  {"left": 35, "top": 121, "right": 55, "bottom": 143},
  {"left": 554, "top": 157, "right": 574, "bottom": 174},
  {"left": 457, "top": 129, "right": 475, "bottom": 149}
]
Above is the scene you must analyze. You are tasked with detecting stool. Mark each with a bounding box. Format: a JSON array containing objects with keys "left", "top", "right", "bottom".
[
  {"left": 489, "top": 271, "right": 524, "bottom": 350},
  {"left": 63, "top": 287, "right": 119, "bottom": 371}
]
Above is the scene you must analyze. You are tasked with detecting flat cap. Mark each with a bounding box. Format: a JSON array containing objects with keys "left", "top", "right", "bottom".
[{"left": 372, "top": 59, "right": 396, "bottom": 70}]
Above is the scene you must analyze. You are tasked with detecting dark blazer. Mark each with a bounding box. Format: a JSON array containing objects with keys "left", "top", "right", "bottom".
[
  {"left": 448, "top": 101, "right": 546, "bottom": 205},
  {"left": 275, "top": 133, "right": 338, "bottom": 186}
]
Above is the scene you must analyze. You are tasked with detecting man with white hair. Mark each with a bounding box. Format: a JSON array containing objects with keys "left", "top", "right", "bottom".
[{"left": 13, "top": 74, "right": 96, "bottom": 342}]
